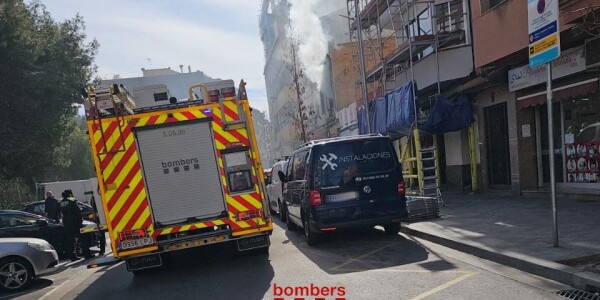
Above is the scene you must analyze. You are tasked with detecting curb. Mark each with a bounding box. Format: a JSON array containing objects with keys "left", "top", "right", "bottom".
[{"left": 401, "top": 224, "right": 600, "bottom": 292}]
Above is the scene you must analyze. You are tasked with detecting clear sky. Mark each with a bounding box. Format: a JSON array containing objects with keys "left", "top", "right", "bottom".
[{"left": 39, "top": 0, "right": 269, "bottom": 114}]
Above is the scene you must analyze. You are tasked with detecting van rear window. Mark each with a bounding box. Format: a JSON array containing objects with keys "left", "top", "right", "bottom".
[{"left": 314, "top": 139, "right": 396, "bottom": 188}]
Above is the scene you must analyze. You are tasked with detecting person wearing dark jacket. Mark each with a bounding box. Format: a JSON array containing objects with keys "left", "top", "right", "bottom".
[
  {"left": 60, "top": 190, "right": 93, "bottom": 261},
  {"left": 44, "top": 191, "right": 61, "bottom": 222}
]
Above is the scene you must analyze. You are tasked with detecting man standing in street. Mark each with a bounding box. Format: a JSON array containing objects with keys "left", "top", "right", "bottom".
[
  {"left": 44, "top": 191, "right": 60, "bottom": 222},
  {"left": 60, "top": 190, "right": 94, "bottom": 261}
]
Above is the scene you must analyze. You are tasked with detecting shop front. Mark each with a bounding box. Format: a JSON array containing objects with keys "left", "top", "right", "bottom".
[{"left": 510, "top": 46, "right": 600, "bottom": 193}]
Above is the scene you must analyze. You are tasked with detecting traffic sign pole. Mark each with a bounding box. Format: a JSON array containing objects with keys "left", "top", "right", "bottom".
[
  {"left": 545, "top": 62, "right": 558, "bottom": 247},
  {"left": 528, "top": 0, "right": 561, "bottom": 247}
]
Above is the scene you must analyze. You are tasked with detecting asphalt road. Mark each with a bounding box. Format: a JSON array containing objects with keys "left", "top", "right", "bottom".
[{"left": 4, "top": 219, "right": 571, "bottom": 300}]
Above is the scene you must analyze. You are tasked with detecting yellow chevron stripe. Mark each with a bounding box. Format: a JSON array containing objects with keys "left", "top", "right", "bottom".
[
  {"left": 93, "top": 127, "right": 102, "bottom": 148},
  {"left": 215, "top": 139, "right": 225, "bottom": 150},
  {"left": 102, "top": 121, "right": 120, "bottom": 152},
  {"left": 132, "top": 208, "right": 151, "bottom": 230},
  {"left": 135, "top": 116, "right": 149, "bottom": 127},
  {"left": 214, "top": 220, "right": 225, "bottom": 225},
  {"left": 241, "top": 194, "right": 262, "bottom": 208},
  {"left": 113, "top": 186, "right": 147, "bottom": 233},
  {"left": 161, "top": 228, "right": 173, "bottom": 235},
  {"left": 190, "top": 110, "right": 203, "bottom": 118},
  {"left": 102, "top": 134, "right": 135, "bottom": 180},
  {"left": 156, "top": 114, "right": 168, "bottom": 124},
  {"left": 236, "top": 128, "right": 249, "bottom": 140},
  {"left": 226, "top": 196, "right": 247, "bottom": 212},
  {"left": 223, "top": 100, "right": 238, "bottom": 113},
  {"left": 173, "top": 112, "right": 187, "bottom": 121},
  {"left": 214, "top": 127, "right": 239, "bottom": 143},
  {"left": 108, "top": 175, "right": 143, "bottom": 220}
]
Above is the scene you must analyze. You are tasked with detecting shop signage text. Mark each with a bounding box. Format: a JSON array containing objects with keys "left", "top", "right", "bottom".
[{"left": 508, "top": 47, "right": 585, "bottom": 92}]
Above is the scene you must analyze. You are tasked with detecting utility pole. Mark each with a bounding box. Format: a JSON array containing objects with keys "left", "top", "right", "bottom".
[{"left": 355, "top": 0, "right": 370, "bottom": 134}]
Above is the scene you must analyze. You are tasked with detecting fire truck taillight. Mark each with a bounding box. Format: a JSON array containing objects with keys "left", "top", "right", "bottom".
[
  {"left": 236, "top": 209, "right": 263, "bottom": 221},
  {"left": 118, "top": 228, "right": 147, "bottom": 241}
]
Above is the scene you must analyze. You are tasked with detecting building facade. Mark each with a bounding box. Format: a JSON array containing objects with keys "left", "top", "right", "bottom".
[{"left": 465, "top": 0, "right": 600, "bottom": 196}]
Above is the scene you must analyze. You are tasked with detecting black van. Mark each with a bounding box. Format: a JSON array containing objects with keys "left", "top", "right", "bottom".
[{"left": 277, "top": 134, "right": 407, "bottom": 245}]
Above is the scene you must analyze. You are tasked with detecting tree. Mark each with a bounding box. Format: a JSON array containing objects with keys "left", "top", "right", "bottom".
[
  {"left": 284, "top": 27, "right": 317, "bottom": 143},
  {"left": 0, "top": 0, "right": 98, "bottom": 185},
  {"left": 562, "top": 0, "right": 600, "bottom": 37}
]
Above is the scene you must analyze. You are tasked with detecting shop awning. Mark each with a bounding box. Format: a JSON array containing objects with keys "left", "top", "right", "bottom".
[{"left": 517, "top": 78, "right": 599, "bottom": 109}]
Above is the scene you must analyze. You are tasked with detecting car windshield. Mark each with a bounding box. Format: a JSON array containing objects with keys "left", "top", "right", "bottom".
[{"left": 314, "top": 139, "right": 396, "bottom": 188}]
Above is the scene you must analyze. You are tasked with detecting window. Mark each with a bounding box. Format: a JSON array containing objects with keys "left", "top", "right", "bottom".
[
  {"left": 32, "top": 204, "right": 44, "bottom": 215},
  {"left": 272, "top": 165, "right": 281, "bottom": 183},
  {"left": 480, "top": 0, "right": 506, "bottom": 14},
  {"left": 291, "top": 150, "right": 309, "bottom": 181},
  {"left": 0, "top": 215, "right": 38, "bottom": 228},
  {"left": 153, "top": 92, "right": 169, "bottom": 102},
  {"left": 577, "top": 127, "right": 597, "bottom": 143},
  {"left": 223, "top": 151, "right": 254, "bottom": 193},
  {"left": 314, "top": 140, "right": 397, "bottom": 188}
]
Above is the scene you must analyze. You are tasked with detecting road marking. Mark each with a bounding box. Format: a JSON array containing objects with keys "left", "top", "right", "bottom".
[
  {"left": 331, "top": 268, "right": 472, "bottom": 274},
  {"left": 329, "top": 243, "right": 394, "bottom": 271},
  {"left": 39, "top": 279, "right": 71, "bottom": 300},
  {"left": 409, "top": 271, "right": 478, "bottom": 300},
  {"left": 107, "top": 261, "right": 124, "bottom": 271}
]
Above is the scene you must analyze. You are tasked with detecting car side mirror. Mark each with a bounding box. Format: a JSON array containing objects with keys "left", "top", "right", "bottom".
[
  {"left": 36, "top": 219, "right": 48, "bottom": 226},
  {"left": 278, "top": 170, "right": 287, "bottom": 183}
]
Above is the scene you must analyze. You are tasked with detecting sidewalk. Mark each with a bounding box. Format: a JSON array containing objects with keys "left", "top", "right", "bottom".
[{"left": 401, "top": 192, "right": 600, "bottom": 291}]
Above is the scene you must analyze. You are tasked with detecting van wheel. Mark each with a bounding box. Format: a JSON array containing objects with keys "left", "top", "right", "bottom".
[
  {"left": 279, "top": 201, "right": 286, "bottom": 222},
  {"left": 384, "top": 223, "right": 401, "bottom": 235},
  {"left": 286, "top": 208, "right": 298, "bottom": 231},
  {"left": 303, "top": 218, "right": 320, "bottom": 246}
]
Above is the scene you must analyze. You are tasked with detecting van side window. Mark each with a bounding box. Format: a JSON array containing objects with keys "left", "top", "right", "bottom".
[
  {"left": 286, "top": 157, "right": 294, "bottom": 180},
  {"left": 292, "top": 150, "right": 309, "bottom": 180},
  {"left": 272, "top": 165, "right": 280, "bottom": 183}
]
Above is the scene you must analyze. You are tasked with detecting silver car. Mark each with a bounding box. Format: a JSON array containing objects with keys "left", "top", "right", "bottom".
[{"left": 0, "top": 238, "right": 58, "bottom": 292}]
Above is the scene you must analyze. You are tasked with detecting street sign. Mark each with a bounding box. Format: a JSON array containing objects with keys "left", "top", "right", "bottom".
[{"left": 528, "top": 0, "right": 561, "bottom": 67}]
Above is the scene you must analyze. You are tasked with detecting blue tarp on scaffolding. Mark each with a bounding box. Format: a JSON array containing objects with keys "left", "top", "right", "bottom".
[
  {"left": 419, "top": 94, "right": 474, "bottom": 135},
  {"left": 357, "top": 81, "right": 417, "bottom": 135},
  {"left": 357, "top": 106, "right": 369, "bottom": 134},
  {"left": 386, "top": 82, "right": 416, "bottom": 133},
  {"left": 372, "top": 96, "right": 388, "bottom": 134}
]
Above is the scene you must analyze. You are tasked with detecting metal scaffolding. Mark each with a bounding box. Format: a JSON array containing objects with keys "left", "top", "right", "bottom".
[{"left": 347, "top": 0, "right": 469, "bottom": 200}]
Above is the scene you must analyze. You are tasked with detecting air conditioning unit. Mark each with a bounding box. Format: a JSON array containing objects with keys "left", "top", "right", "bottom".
[{"left": 585, "top": 36, "right": 600, "bottom": 70}]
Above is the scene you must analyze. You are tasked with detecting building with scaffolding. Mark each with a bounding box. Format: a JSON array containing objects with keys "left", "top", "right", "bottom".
[{"left": 346, "top": 0, "right": 478, "bottom": 195}]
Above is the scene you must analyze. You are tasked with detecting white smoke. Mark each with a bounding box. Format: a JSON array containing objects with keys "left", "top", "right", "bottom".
[{"left": 289, "top": 0, "right": 328, "bottom": 90}]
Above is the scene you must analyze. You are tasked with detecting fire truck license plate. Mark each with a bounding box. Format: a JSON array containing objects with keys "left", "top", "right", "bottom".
[
  {"left": 119, "top": 237, "right": 154, "bottom": 250},
  {"left": 237, "top": 235, "right": 270, "bottom": 251}
]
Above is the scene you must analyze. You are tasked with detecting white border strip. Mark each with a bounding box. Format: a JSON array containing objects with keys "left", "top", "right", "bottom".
[{"left": 517, "top": 78, "right": 599, "bottom": 101}]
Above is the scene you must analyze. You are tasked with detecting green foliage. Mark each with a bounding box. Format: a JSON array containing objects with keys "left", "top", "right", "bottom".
[
  {"left": 0, "top": 0, "right": 98, "bottom": 185},
  {"left": 0, "top": 177, "right": 33, "bottom": 210}
]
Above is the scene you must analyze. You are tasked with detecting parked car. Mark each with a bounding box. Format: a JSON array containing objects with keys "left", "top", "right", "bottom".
[
  {"left": 0, "top": 210, "right": 102, "bottom": 257},
  {"left": 266, "top": 159, "right": 288, "bottom": 220},
  {"left": 0, "top": 238, "right": 58, "bottom": 292},
  {"left": 23, "top": 200, "right": 97, "bottom": 222},
  {"left": 576, "top": 122, "right": 600, "bottom": 143},
  {"left": 278, "top": 135, "right": 408, "bottom": 246}
]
